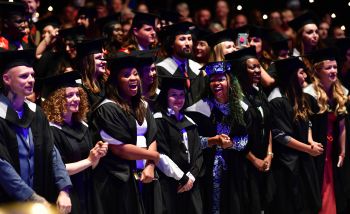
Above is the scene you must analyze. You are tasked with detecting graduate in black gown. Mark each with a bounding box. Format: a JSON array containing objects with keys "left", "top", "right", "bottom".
[
  {"left": 226, "top": 47, "right": 275, "bottom": 213},
  {"left": 303, "top": 48, "right": 348, "bottom": 214},
  {"left": 0, "top": 49, "right": 72, "bottom": 213},
  {"left": 154, "top": 76, "right": 204, "bottom": 214},
  {"left": 91, "top": 52, "right": 162, "bottom": 214},
  {"left": 41, "top": 71, "right": 108, "bottom": 214},
  {"left": 268, "top": 57, "right": 323, "bottom": 214}
]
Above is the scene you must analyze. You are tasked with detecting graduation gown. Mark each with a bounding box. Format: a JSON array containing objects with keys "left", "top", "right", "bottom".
[
  {"left": 156, "top": 57, "right": 208, "bottom": 106},
  {"left": 268, "top": 87, "right": 321, "bottom": 214},
  {"left": 91, "top": 99, "right": 162, "bottom": 214},
  {"left": 240, "top": 87, "right": 275, "bottom": 214},
  {"left": 50, "top": 121, "right": 102, "bottom": 214},
  {"left": 304, "top": 84, "right": 348, "bottom": 213},
  {"left": 154, "top": 111, "right": 204, "bottom": 214},
  {"left": 0, "top": 96, "right": 57, "bottom": 203}
]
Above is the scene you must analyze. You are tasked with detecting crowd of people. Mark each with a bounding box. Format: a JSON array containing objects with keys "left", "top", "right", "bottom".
[{"left": 0, "top": 0, "right": 350, "bottom": 214}]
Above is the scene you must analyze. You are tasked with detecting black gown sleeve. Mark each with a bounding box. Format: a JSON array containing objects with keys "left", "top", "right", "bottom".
[{"left": 189, "top": 127, "right": 204, "bottom": 178}]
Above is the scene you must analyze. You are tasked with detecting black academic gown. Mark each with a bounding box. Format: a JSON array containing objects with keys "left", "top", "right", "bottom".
[
  {"left": 154, "top": 112, "right": 204, "bottom": 214},
  {"left": 0, "top": 98, "right": 57, "bottom": 203},
  {"left": 241, "top": 88, "right": 275, "bottom": 214},
  {"left": 156, "top": 58, "right": 208, "bottom": 106},
  {"left": 268, "top": 87, "right": 321, "bottom": 214},
  {"left": 304, "top": 84, "right": 348, "bottom": 213},
  {"left": 50, "top": 121, "right": 102, "bottom": 214},
  {"left": 91, "top": 100, "right": 162, "bottom": 214}
]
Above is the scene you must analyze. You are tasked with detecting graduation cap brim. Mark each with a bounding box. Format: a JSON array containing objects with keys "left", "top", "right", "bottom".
[
  {"left": 224, "top": 46, "right": 257, "bottom": 61},
  {"left": 158, "top": 75, "right": 188, "bottom": 92},
  {"left": 133, "top": 49, "right": 159, "bottom": 67},
  {"left": 106, "top": 52, "right": 139, "bottom": 80},
  {"left": 35, "top": 16, "right": 61, "bottom": 32},
  {"left": 201, "top": 61, "right": 232, "bottom": 76},
  {"left": 248, "top": 25, "right": 270, "bottom": 39},
  {"left": 161, "top": 21, "right": 195, "bottom": 38},
  {"left": 76, "top": 38, "right": 105, "bottom": 57},
  {"left": 0, "top": 49, "right": 35, "bottom": 73},
  {"left": 58, "top": 26, "right": 86, "bottom": 41},
  {"left": 306, "top": 48, "right": 338, "bottom": 64},
  {"left": 77, "top": 7, "right": 97, "bottom": 18},
  {"left": 0, "top": 2, "right": 26, "bottom": 16},
  {"left": 288, "top": 12, "right": 319, "bottom": 32},
  {"left": 42, "top": 71, "right": 82, "bottom": 98},
  {"left": 204, "top": 29, "right": 234, "bottom": 48},
  {"left": 273, "top": 57, "right": 306, "bottom": 84},
  {"left": 192, "top": 28, "right": 211, "bottom": 42}
]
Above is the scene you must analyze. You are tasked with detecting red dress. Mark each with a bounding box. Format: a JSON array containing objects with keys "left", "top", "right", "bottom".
[{"left": 319, "top": 112, "right": 337, "bottom": 214}]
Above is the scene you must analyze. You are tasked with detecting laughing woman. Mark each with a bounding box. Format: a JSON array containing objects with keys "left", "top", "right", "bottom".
[
  {"left": 304, "top": 48, "right": 348, "bottom": 214},
  {"left": 42, "top": 71, "right": 108, "bottom": 214},
  {"left": 154, "top": 77, "right": 204, "bottom": 214},
  {"left": 91, "top": 53, "right": 162, "bottom": 214}
]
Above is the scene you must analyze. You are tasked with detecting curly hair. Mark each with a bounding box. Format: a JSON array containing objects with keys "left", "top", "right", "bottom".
[
  {"left": 42, "top": 87, "right": 90, "bottom": 125},
  {"left": 312, "top": 61, "right": 348, "bottom": 116}
]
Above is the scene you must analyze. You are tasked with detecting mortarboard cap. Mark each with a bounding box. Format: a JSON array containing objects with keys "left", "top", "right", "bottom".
[
  {"left": 248, "top": 25, "right": 270, "bottom": 39},
  {"left": 77, "top": 7, "right": 97, "bottom": 19},
  {"left": 288, "top": 11, "right": 318, "bottom": 32},
  {"left": 106, "top": 52, "right": 138, "bottom": 80},
  {"left": 191, "top": 28, "right": 211, "bottom": 42},
  {"left": 76, "top": 38, "right": 104, "bottom": 57},
  {"left": 0, "top": 1, "right": 25, "bottom": 16},
  {"left": 43, "top": 71, "right": 82, "bottom": 98},
  {"left": 158, "top": 75, "right": 187, "bottom": 92},
  {"left": 204, "top": 29, "right": 234, "bottom": 48},
  {"left": 0, "top": 49, "right": 35, "bottom": 73},
  {"left": 135, "top": 49, "right": 159, "bottom": 67},
  {"left": 201, "top": 61, "right": 232, "bottom": 76},
  {"left": 58, "top": 26, "right": 86, "bottom": 41},
  {"left": 274, "top": 57, "right": 306, "bottom": 84},
  {"left": 307, "top": 48, "right": 338, "bottom": 64},
  {"left": 161, "top": 21, "right": 195, "bottom": 38},
  {"left": 132, "top": 12, "right": 158, "bottom": 28},
  {"left": 35, "top": 16, "right": 61, "bottom": 33},
  {"left": 271, "top": 38, "right": 290, "bottom": 54},
  {"left": 224, "top": 46, "right": 257, "bottom": 61},
  {"left": 158, "top": 10, "right": 181, "bottom": 24}
]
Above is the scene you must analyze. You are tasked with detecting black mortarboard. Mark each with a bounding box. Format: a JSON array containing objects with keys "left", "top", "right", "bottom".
[
  {"left": 77, "top": 7, "right": 97, "bottom": 19},
  {"left": 76, "top": 38, "right": 104, "bottom": 57},
  {"left": 95, "top": 13, "right": 121, "bottom": 33},
  {"left": 248, "top": 25, "right": 270, "bottom": 39},
  {"left": 0, "top": 49, "right": 35, "bottom": 73},
  {"left": 204, "top": 29, "right": 234, "bottom": 48},
  {"left": 0, "top": 1, "right": 25, "bottom": 16},
  {"left": 35, "top": 16, "right": 61, "bottom": 33},
  {"left": 191, "top": 28, "right": 211, "bottom": 42},
  {"left": 43, "top": 71, "right": 82, "bottom": 97},
  {"left": 201, "top": 61, "right": 232, "bottom": 76},
  {"left": 307, "top": 48, "right": 338, "bottom": 64},
  {"left": 58, "top": 26, "right": 86, "bottom": 41},
  {"left": 158, "top": 11, "right": 181, "bottom": 24},
  {"left": 132, "top": 12, "right": 158, "bottom": 28},
  {"left": 106, "top": 52, "right": 138, "bottom": 80},
  {"left": 159, "top": 76, "right": 187, "bottom": 92},
  {"left": 288, "top": 12, "right": 318, "bottom": 32},
  {"left": 271, "top": 38, "right": 290, "bottom": 53},
  {"left": 135, "top": 49, "right": 159, "bottom": 67},
  {"left": 224, "top": 46, "right": 257, "bottom": 61},
  {"left": 335, "top": 38, "right": 350, "bottom": 57},
  {"left": 161, "top": 21, "right": 195, "bottom": 38},
  {"left": 273, "top": 57, "right": 306, "bottom": 84}
]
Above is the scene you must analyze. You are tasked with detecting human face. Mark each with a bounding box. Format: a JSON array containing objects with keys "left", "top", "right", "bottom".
[
  {"left": 216, "top": 0, "right": 229, "bottom": 18},
  {"left": 194, "top": 40, "right": 210, "bottom": 59},
  {"left": 167, "top": 88, "right": 185, "bottom": 113},
  {"left": 112, "top": 23, "right": 123, "bottom": 43},
  {"left": 22, "top": 0, "right": 40, "bottom": 14},
  {"left": 173, "top": 34, "right": 193, "bottom": 59},
  {"left": 333, "top": 27, "right": 346, "bottom": 39},
  {"left": 133, "top": 24, "right": 156, "bottom": 47},
  {"left": 197, "top": 9, "right": 211, "bottom": 28},
  {"left": 249, "top": 37, "right": 262, "bottom": 53},
  {"left": 140, "top": 64, "right": 156, "bottom": 87},
  {"left": 6, "top": 14, "right": 27, "bottom": 36},
  {"left": 3, "top": 66, "right": 35, "bottom": 98},
  {"left": 122, "top": 23, "right": 131, "bottom": 38},
  {"left": 117, "top": 67, "right": 140, "bottom": 99},
  {"left": 234, "top": 14, "right": 248, "bottom": 28},
  {"left": 209, "top": 73, "right": 229, "bottom": 104},
  {"left": 297, "top": 68, "right": 307, "bottom": 88},
  {"left": 77, "top": 15, "right": 89, "bottom": 28},
  {"left": 246, "top": 58, "right": 261, "bottom": 85},
  {"left": 41, "top": 25, "right": 56, "bottom": 39},
  {"left": 318, "top": 22, "right": 329, "bottom": 40},
  {"left": 65, "top": 87, "right": 80, "bottom": 113},
  {"left": 94, "top": 53, "right": 106, "bottom": 76},
  {"left": 317, "top": 60, "right": 338, "bottom": 86},
  {"left": 65, "top": 40, "right": 77, "bottom": 59},
  {"left": 221, "top": 41, "right": 236, "bottom": 55},
  {"left": 302, "top": 24, "right": 319, "bottom": 48}
]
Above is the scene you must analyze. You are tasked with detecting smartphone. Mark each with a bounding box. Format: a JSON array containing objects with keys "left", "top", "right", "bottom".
[{"left": 236, "top": 33, "right": 249, "bottom": 48}]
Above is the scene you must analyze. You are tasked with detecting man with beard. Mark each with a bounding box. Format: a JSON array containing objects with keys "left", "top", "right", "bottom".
[
  {"left": 0, "top": 2, "right": 35, "bottom": 50},
  {"left": 156, "top": 22, "right": 207, "bottom": 106}
]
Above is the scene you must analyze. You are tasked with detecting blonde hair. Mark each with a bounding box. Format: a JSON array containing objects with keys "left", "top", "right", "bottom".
[
  {"left": 312, "top": 61, "right": 348, "bottom": 116},
  {"left": 209, "top": 42, "right": 231, "bottom": 62}
]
